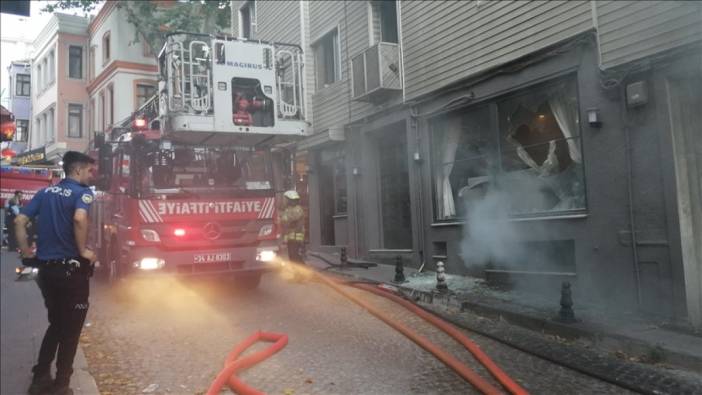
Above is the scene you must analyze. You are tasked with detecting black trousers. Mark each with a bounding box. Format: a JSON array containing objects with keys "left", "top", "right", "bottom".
[
  {"left": 6, "top": 214, "right": 17, "bottom": 250},
  {"left": 287, "top": 240, "right": 305, "bottom": 265},
  {"left": 33, "top": 263, "right": 90, "bottom": 385}
]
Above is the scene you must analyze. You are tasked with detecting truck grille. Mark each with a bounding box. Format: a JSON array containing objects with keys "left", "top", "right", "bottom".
[{"left": 176, "top": 261, "right": 244, "bottom": 274}]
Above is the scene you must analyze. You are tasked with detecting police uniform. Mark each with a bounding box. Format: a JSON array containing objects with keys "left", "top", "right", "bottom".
[{"left": 20, "top": 178, "right": 95, "bottom": 389}]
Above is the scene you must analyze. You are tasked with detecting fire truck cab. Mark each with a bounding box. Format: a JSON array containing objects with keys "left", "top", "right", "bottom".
[{"left": 93, "top": 33, "right": 309, "bottom": 288}]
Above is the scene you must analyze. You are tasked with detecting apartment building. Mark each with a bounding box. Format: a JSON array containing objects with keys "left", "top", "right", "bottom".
[
  {"left": 28, "top": 13, "right": 90, "bottom": 164},
  {"left": 233, "top": 0, "right": 702, "bottom": 329},
  {"left": 86, "top": 1, "right": 159, "bottom": 137},
  {"left": 5, "top": 61, "right": 31, "bottom": 155}
]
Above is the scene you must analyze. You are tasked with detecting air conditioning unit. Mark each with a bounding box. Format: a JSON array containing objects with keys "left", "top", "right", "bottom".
[{"left": 351, "top": 42, "right": 402, "bottom": 102}]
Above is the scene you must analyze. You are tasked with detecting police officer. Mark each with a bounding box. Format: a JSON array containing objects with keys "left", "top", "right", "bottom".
[
  {"left": 280, "top": 190, "right": 305, "bottom": 265},
  {"left": 15, "top": 151, "right": 97, "bottom": 395}
]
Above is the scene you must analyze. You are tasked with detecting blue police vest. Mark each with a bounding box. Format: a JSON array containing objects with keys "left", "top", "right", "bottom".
[{"left": 20, "top": 178, "right": 94, "bottom": 260}]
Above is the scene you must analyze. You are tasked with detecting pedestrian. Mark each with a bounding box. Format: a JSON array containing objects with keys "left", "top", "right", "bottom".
[
  {"left": 280, "top": 190, "right": 305, "bottom": 266},
  {"left": 14, "top": 151, "right": 97, "bottom": 395},
  {"left": 4, "top": 190, "right": 23, "bottom": 251}
]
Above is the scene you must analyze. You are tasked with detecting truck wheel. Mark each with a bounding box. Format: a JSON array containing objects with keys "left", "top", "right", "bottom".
[{"left": 234, "top": 272, "right": 262, "bottom": 290}]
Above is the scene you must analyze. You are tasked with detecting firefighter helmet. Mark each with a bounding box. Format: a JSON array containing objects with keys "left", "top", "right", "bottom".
[{"left": 284, "top": 190, "right": 300, "bottom": 200}]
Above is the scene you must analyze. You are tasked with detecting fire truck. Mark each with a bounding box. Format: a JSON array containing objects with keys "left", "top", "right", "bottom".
[{"left": 93, "top": 32, "right": 308, "bottom": 288}]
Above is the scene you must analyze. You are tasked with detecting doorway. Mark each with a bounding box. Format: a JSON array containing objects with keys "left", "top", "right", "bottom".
[{"left": 377, "top": 125, "right": 413, "bottom": 249}]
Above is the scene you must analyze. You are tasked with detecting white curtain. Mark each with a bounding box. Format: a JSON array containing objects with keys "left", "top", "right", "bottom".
[
  {"left": 549, "top": 90, "right": 582, "bottom": 163},
  {"left": 435, "top": 116, "right": 462, "bottom": 219}
]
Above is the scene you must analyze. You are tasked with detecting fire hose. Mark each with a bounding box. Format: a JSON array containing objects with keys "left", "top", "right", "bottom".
[{"left": 208, "top": 268, "right": 528, "bottom": 395}]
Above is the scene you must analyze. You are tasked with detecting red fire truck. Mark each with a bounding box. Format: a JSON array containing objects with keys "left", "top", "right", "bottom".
[{"left": 93, "top": 32, "right": 308, "bottom": 288}]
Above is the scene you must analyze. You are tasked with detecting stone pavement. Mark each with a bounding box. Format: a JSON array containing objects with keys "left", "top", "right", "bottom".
[
  {"left": 306, "top": 251, "right": 702, "bottom": 394},
  {"left": 1, "top": 250, "right": 100, "bottom": 395}
]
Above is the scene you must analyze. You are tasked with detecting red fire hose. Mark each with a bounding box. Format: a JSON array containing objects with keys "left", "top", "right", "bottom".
[
  {"left": 206, "top": 331, "right": 288, "bottom": 395},
  {"left": 207, "top": 268, "right": 528, "bottom": 395},
  {"left": 350, "top": 282, "right": 529, "bottom": 395},
  {"left": 312, "top": 272, "right": 504, "bottom": 395}
]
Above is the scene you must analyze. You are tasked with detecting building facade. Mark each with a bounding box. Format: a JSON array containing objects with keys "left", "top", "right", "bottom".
[
  {"left": 5, "top": 61, "right": 31, "bottom": 154},
  {"left": 86, "top": 1, "right": 158, "bottom": 138},
  {"left": 29, "top": 13, "right": 90, "bottom": 163},
  {"left": 233, "top": 0, "right": 702, "bottom": 330}
]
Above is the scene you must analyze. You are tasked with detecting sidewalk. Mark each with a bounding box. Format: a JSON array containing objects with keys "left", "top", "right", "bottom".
[
  {"left": 1, "top": 250, "right": 99, "bottom": 395},
  {"left": 306, "top": 252, "right": 702, "bottom": 384}
]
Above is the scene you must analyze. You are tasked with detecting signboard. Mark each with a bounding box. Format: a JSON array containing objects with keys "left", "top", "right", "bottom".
[
  {"left": 14, "top": 147, "right": 46, "bottom": 166},
  {"left": 137, "top": 197, "right": 276, "bottom": 223}
]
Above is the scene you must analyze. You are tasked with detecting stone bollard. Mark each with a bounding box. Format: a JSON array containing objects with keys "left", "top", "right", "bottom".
[
  {"left": 436, "top": 261, "right": 448, "bottom": 292},
  {"left": 340, "top": 247, "right": 348, "bottom": 268},
  {"left": 558, "top": 281, "right": 576, "bottom": 323},
  {"left": 393, "top": 255, "right": 406, "bottom": 283}
]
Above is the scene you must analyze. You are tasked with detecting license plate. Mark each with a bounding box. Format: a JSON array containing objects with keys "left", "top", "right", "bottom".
[{"left": 194, "top": 252, "right": 232, "bottom": 264}]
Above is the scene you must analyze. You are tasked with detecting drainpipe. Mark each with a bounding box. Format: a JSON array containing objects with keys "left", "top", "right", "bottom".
[{"left": 621, "top": 84, "right": 643, "bottom": 309}]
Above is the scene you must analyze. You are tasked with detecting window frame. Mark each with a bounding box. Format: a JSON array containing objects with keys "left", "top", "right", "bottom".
[
  {"left": 238, "top": 0, "right": 256, "bottom": 39},
  {"left": 429, "top": 75, "right": 587, "bottom": 222},
  {"left": 312, "top": 27, "right": 341, "bottom": 89},
  {"left": 68, "top": 45, "right": 84, "bottom": 79},
  {"left": 67, "top": 103, "right": 83, "bottom": 138},
  {"left": 15, "top": 73, "right": 30, "bottom": 96},
  {"left": 133, "top": 80, "right": 157, "bottom": 110},
  {"left": 15, "top": 119, "right": 29, "bottom": 142},
  {"left": 102, "top": 31, "right": 111, "bottom": 65}
]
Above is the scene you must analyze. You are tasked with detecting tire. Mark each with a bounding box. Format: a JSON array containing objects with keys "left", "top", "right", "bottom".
[
  {"left": 96, "top": 239, "right": 120, "bottom": 285},
  {"left": 233, "top": 272, "right": 262, "bottom": 290}
]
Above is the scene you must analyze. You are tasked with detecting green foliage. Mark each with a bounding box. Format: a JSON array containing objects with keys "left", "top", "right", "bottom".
[{"left": 42, "top": 1, "right": 231, "bottom": 59}]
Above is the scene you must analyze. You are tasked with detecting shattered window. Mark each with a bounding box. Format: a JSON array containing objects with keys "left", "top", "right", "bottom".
[{"left": 431, "top": 77, "right": 586, "bottom": 221}]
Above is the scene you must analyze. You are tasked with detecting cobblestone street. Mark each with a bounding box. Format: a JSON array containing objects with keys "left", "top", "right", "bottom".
[{"left": 81, "top": 271, "right": 632, "bottom": 395}]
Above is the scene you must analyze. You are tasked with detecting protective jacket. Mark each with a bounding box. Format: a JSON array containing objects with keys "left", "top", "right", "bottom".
[{"left": 280, "top": 204, "right": 305, "bottom": 242}]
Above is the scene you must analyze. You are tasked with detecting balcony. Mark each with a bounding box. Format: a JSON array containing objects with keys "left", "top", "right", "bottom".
[{"left": 351, "top": 42, "right": 402, "bottom": 102}]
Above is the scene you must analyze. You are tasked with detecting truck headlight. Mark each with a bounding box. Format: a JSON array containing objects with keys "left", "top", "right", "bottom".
[
  {"left": 135, "top": 257, "right": 165, "bottom": 270},
  {"left": 141, "top": 229, "right": 161, "bottom": 242},
  {"left": 256, "top": 249, "right": 277, "bottom": 262}
]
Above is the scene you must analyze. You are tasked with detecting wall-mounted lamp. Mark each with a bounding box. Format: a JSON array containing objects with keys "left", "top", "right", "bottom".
[
  {"left": 586, "top": 108, "right": 602, "bottom": 128},
  {"left": 413, "top": 151, "right": 423, "bottom": 163},
  {"left": 352, "top": 167, "right": 360, "bottom": 176}
]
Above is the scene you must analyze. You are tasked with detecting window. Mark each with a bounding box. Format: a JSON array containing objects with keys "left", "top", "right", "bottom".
[
  {"left": 15, "top": 120, "right": 29, "bottom": 142},
  {"left": 314, "top": 29, "right": 339, "bottom": 88},
  {"left": 99, "top": 91, "right": 105, "bottom": 131},
  {"left": 108, "top": 85, "right": 114, "bottom": 127},
  {"left": 103, "top": 31, "right": 111, "bottom": 64},
  {"left": 36, "top": 64, "right": 42, "bottom": 92},
  {"left": 69, "top": 46, "right": 83, "bottom": 78},
  {"left": 136, "top": 83, "right": 156, "bottom": 108},
  {"left": 42, "top": 58, "right": 48, "bottom": 89},
  {"left": 35, "top": 117, "right": 41, "bottom": 144},
  {"left": 48, "top": 109, "right": 54, "bottom": 142},
  {"left": 41, "top": 113, "right": 47, "bottom": 143},
  {"left": 89, "top": 46, "right": 96, "bottom": 81},
  {"left": 68, "top": 104, "right": 83, "bottom": 138},
  {"left": 334, "top": 157, "right": 348, "bottom": 214},
  {"left": 90, "top": 98, "right": 96, "bottom": 132},
  {"left": 48, "top": 51, "right": 55, "bottom": 84},
  {"left": 239, "top": 1, "right": 255, "bottom": 39},
  {"left": 370, "top": 1, "right": 398, "bottom": 44},
  {"left": 431, "top": 77, "right": 585, "bottom": 220},
  {"left": 15, "top": 74, "right": 30, "bottom": 96}
]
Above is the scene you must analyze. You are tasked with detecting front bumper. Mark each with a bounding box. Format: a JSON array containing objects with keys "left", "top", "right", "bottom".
[{"left": 123, "top": 245, "right": 281, "bottom": 277}]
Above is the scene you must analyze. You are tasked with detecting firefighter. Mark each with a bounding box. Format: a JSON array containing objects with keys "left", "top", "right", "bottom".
[
  {"left": 15, "top": 152, "right": 97, "bottom": 395},
  {"left": 280, "top": 190, "right": 305, "bottom": 265}
]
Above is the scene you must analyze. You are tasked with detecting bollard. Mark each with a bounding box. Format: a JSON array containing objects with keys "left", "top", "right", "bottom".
[
  {"left": 558, "top": 281, "right": 576, "bottom": 323},
  {"left": 393, "top": 255, "right": 406, "bottom": 283},
  {"left": 436, "top": 261, "right": 448, "bottom": 292},
  {"left": 340, "top": 247, "right": 348, "bottom": 268}
]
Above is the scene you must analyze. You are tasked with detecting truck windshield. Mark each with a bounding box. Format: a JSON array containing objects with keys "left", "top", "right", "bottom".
[{"left": 137, "top": 144, "right": 272, "bottom": 195}]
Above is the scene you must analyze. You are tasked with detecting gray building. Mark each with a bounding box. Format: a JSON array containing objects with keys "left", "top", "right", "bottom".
[
  {"left": 232, "top": 0, "right": 702, "bottom": 330},
  {"left": 5, "top": 60, "right": 32, "bottom": 154}
]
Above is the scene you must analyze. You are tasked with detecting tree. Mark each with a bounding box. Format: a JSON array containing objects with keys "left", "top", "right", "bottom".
[{"left": 43, "top": 1, "right": 231, "bottom": 59}]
